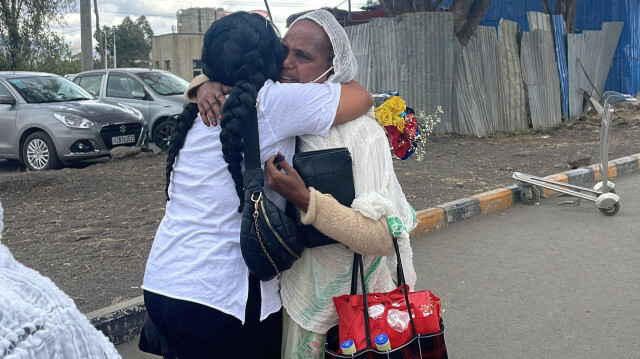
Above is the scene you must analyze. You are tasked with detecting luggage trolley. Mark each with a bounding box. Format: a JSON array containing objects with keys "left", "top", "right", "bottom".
[{"left": 512, "top": 91, "right": 636, "bottom": 216}]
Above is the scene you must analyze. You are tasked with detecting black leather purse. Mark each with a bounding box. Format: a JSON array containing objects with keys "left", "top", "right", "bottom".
[
  {"left": 239, "top": 111, "right": 304, "bottom": 281},
  {"left": 292, "top": 147, "right": 356, "bottom": 248}
]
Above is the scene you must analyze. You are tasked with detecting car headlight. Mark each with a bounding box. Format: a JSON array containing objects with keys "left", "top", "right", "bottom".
[{"left": 53, "top": 113, "right": 94, "bottom": 129}]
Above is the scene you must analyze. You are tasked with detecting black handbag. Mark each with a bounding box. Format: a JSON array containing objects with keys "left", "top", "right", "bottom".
[
  {"left": 239, "top": 111, "right": 304, "bottom": 281},
  {"left": 292, "top": 147, "right": 355, "bottom": 248}
]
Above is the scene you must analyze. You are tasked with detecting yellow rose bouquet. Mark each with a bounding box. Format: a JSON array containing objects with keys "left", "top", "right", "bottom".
[
  {"left": 373, "top": 94, "right": 418, "bottom": 160},
  {"left": 373, "top": 92, "right": 443, "bottom": 161}
]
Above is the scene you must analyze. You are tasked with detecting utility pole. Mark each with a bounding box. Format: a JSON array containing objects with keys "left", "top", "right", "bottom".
[
  {"left": 80, "top": 0, "right": 93, "bottom": 71},
  {"left": 94, "top": 0, "right": 106, "bottom": 69},
  {"left": 102, "top": 32, "right": 108, "bottom": 69},
  {"left": 113, "top": 26, "right": 117, "bottom": 69}
]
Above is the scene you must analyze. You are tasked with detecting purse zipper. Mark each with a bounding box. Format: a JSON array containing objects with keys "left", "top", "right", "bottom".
[{"left": 259, "top": 197, "right": 300, "bottom": 259}]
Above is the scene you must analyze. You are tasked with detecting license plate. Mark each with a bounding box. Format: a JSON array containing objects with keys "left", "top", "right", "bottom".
[{"left": 112, "top": 134, "right": 135, "bottom": 145}]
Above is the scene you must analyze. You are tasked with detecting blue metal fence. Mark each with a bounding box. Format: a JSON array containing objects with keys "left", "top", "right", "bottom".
[
  {"left": 552, "top": 15, "right": 569, "bottom": 118},
  {"left": 443, "top": 0, "right": 639, "bottom": 95}
]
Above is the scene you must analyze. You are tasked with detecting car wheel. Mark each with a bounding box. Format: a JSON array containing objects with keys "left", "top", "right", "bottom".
[
  {"left": 22, "top": 132, "right": 62, "bottom": 171},
  {"left": 153, "top": 119, "right": 176, "bottom": 152}
]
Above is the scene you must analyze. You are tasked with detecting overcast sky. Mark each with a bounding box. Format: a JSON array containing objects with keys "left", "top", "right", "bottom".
[{"left": 55, "top": 0, "right": 371, "bottom": 48}]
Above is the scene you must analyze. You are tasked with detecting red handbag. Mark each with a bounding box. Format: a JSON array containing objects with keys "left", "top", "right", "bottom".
[
  {"left": 333, "top": 286, "right": 442, "bottom": 351},
  {"left": 324, "top": 237, "right": 448, "bottom": 359}
]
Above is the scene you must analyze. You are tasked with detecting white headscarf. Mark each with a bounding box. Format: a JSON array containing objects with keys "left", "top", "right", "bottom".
[{"left": 292, "top": 9, "right": 358, "bottom": 84}]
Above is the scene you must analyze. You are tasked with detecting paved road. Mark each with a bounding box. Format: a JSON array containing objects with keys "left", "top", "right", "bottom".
[
  {"left": 413, "top": 172, "right": 639, "bottom": 359},
  {"left": 118, "top": 173, "right": 640, "bottom": 358}
]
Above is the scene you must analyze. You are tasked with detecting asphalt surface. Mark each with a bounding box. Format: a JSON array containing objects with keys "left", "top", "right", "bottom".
[
  {"left": 412, "top": 172, "right": 639, "bottom": 358},
  {"left": 118, "top": 172, "right": 639, "bottom": 358}
]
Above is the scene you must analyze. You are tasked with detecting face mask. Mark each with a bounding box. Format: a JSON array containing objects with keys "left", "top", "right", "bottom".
[{"left": 310, "top": 66, "right": 334, "bottom": 83}]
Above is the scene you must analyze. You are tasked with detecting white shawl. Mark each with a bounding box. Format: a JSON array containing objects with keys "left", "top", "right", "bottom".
[{"left": 0, "top": 202, "right": 121, "bottom": 358}]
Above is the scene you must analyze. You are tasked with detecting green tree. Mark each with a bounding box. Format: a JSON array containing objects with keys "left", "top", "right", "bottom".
[
  {"left": 136, "top": 15, "right": 153, "bottom": 50},
  {"left": 0, "top": 0, "right": 76, "bottom": 71},
  {"left": 94, "top": 15, "right": 153, "bottom": 68},
  {"left": 30, "top": 32, "right": 81, "bottom": 75}
]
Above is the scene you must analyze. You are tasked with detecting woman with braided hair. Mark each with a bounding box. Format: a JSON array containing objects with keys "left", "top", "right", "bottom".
[
  {"left": 141, "top": 12, "right": 373, "bottom": 359},
  {"left": 190, "top": 10, "right": 417, "bottom": 358}
]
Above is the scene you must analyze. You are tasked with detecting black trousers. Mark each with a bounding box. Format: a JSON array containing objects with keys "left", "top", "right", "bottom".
[{"left": 140, "top": 274, "right": 282, "bottom": 359}]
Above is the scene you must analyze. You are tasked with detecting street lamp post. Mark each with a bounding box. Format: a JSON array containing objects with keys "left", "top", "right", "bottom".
[
  {"left": 102, "top": 31, "right": 108, "bottom": 69},
  {"left": 113, "top": 26, "right": 117, "bottom": 69}
]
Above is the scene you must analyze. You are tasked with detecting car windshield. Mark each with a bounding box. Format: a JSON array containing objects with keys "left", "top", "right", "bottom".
[
  {"left": 137, "top": 71, "right": 189, "bottom": 96},
  {"left": 8, "top": 76, "right": 93, "bottom": 103}
]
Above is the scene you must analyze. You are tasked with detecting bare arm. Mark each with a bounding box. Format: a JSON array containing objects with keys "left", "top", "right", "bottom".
[
  {"left": 334, "top": 81, "right": 374, "bottom": 125},
  {"left": 189, "top": 78, "right": 373, "bottom": 127}
]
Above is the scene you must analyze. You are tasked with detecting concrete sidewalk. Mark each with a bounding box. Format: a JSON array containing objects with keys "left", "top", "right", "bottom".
[{"left": 101, "top": 153, "right": 639, "bottom": 357}]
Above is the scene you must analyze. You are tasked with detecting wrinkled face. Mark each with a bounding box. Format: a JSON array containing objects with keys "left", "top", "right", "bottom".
[{"left": 279, "top": 19, "right": 334, "bottom": 84}]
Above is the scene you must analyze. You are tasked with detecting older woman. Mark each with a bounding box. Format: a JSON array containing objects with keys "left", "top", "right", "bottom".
[{"left": 191, "top": 10, "right": 417, "bottom": 359}]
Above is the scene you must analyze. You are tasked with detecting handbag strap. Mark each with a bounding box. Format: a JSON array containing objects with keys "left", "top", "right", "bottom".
[
  {"left": 351, "top": 253, "right": 373, "bottom": 348},
  {"left": 242, "top": 101, "right": 263, "bottom": 191},
  {"left": 349, "top": 236, "right": 418, "bottom": 348},
  {"left": 391, "top": 235, "right": 417, "bottom": 337}
]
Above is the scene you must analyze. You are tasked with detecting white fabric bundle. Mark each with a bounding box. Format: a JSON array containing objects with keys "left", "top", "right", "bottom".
[
  {"left": 0, "top": 202, "right": 121, "bottom": 359},
  {"left": 292, "top": 9, "right": 358, "bottom": 84}
]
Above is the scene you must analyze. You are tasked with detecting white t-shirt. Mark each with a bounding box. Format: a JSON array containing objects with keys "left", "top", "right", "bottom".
[{"left": 142, "top": 80, "right": 341, "bottom": 323}]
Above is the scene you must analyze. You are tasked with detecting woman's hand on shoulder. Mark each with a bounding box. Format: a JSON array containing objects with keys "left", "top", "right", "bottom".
[
  {"left": 197, "top": 81, "right": 233, "bottom": 127},
  {"left": 264, "top": 154, "right": 310, "bottom": 212}
]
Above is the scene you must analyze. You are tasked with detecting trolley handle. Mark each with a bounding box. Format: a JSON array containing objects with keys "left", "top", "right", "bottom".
[{"left": 602, "top": 91, "right": 636, "bottom": 106}]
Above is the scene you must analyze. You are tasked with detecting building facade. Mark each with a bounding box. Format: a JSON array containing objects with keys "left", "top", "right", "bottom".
[
  {"left": 151, "top": 33, "right": 204, "bottom": 81},
  {"left": 177, "top": 7, "right": 225, "bottom": 34},
  {"left": 151, "top": 7, "right": 271, "bottom": 81}
]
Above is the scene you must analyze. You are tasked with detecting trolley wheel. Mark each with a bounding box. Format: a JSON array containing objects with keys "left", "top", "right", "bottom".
[
  {"left": 520, "top": 186, "right": 540, "bottom": 205},
  {"left": 599, "top": 202, "right": 620, "bottom": 216}
]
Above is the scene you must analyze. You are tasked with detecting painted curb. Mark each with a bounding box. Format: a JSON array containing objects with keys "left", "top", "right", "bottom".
[
  {"left": 410, "top": 153, "right": 640, "bottom": 237},
  {"left": 92, "top": 153, "right": 640, "bottom": 346},
  {"left": 86, "top": 295, "right": 145, "bottom": 346}
]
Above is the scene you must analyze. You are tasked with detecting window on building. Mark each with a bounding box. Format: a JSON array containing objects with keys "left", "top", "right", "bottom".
[
  {"left": 165, "top": 60, "right": 171, "bottom": 70},
  {"left": 193, "top": 70, "right": 202, "bottom": 78},
  {"left": 193, "top": 60, "right": 203, "bottom": 69},
  {"left": 154, "top": 61, "right": 160, "bottom": 69}
]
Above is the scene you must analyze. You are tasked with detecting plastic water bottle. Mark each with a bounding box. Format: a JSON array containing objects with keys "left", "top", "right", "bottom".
[
  {"left": 375, "top": 333, "right": 392, "bottom": 351},
  {"left": 341, "top": 339, "right": 357, "bottom": 355}
]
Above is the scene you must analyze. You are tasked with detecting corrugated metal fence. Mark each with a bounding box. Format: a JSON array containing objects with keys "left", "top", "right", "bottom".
[
  {"left": 345, "top": 12, "right": 455, "bottom": 133},
  {"left": 444, "top": 0, "right": 640, "bottom": 96},
  {"left": 347, "top": 11, "right": 624, "bottom": 137}
]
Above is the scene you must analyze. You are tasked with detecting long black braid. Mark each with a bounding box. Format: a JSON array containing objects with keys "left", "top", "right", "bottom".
[{"left": 165, "top": 12, "right": 284, "bottom": 212}]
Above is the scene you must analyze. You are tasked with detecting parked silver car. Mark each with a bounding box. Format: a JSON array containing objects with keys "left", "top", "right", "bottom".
[
  {"left": 67, "top": 68, "right": 188, "bottom": 151},
  {"left": 0, "top": 72, "right": 147, "bottom": 171}
]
